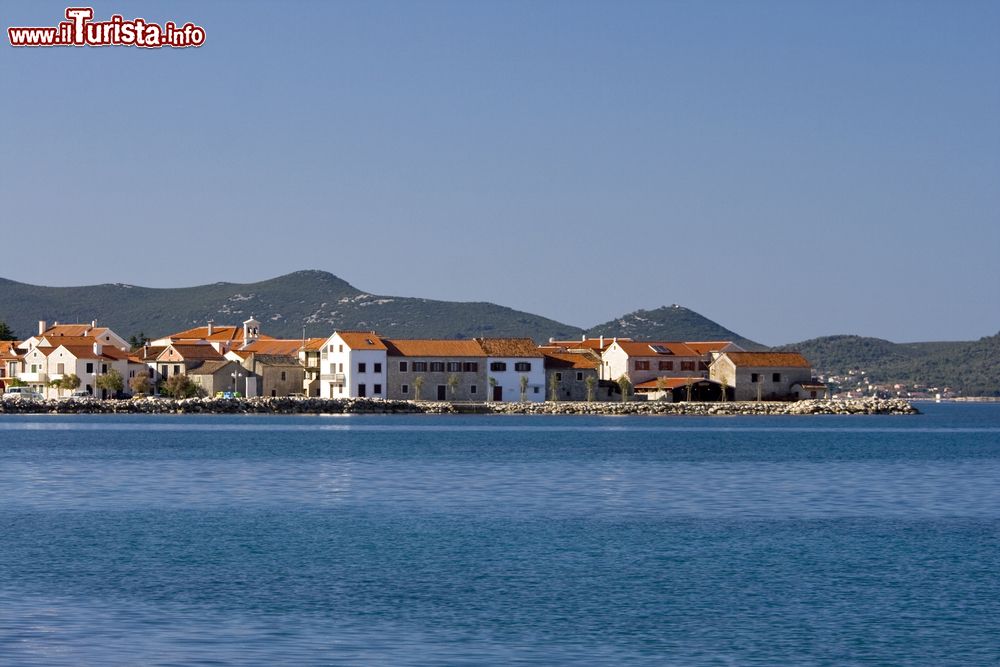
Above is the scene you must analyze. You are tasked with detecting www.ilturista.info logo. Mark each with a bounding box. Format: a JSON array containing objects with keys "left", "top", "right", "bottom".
[{"left": 8, "top": 7, "right": 205, "bottom": 48}]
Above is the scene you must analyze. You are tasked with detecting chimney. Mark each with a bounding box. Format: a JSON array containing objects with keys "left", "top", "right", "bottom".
[
  {"left": 582, "top": 334, "right": 586, "bottom": 342},
  {"left": 549, "top": 337, "right": 555, "bottom": 344},
  {"left": 92, "top": 320, "right": 98, "bottom": 328},
  {"left": 600, "top": 335, "right": 604, "bottom": 348},
  {"left": 207, "top": 320, "right": 214, "bottom": 336},
  {"left": 93, "top": 342, "right": 103, "bottom": 356},
  {"left": 38, "top": 320, "right": 47, "bottom": 335}
]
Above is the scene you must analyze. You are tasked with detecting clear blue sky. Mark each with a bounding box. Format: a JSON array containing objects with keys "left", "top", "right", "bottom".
[{"left": 2, "top": 0, "right": 998, "bottom": 345}]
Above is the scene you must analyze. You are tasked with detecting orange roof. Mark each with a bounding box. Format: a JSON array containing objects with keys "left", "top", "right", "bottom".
[
  {"left": 302, "top": 337, "right": 327, "bottom": 351},
  {"left": 719, "top": 352, "right": 811, "bottom": 368},
  {"left": 158, "top": 344, "right": 225, "bottom": 361},
  {"left": 476, "top": 337, "right": 542, "bottom": 358},
  {"left": 163, "top": 325, "right": 274, "bottom": 343},
  {"left": 50, "top": 344, "right": 128, "bottom": 361},
  {"left": 0, "top": 342, "right": 22, "bottom": 360},
  {"left": 384, "top": 339, "right": 485, "bottom": 357},
  {"left": 133, "top": 346, "right": 166, "bottom": 361},
  {"left": 614, "top": 341, "right": 699, "bottom": 357},
  {"left": 683, "top": 341, "right": 737, "bottom": 355},
  {"left": 239, "top": 339, "right": 309, "bottom": 356},
  {"left": 540, "top": 350, "right": 600, "bottom": 370},
  {"left": 41, "top": 324, "right": 107, "bottom": 338},
  {"left": 634, "top": 376, "right": 715, "bottom": 390},
  {"left": 336, "top": 331, "right": 387, "bottom": 350},
  {"left": 549, "top": 337, "right": 629, "bottom": 352}
]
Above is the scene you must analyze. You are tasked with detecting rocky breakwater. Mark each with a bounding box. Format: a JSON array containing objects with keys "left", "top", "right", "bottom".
[
  {"left": 0, "top": 396, "right": 432, "bottom": 415},
  {"left": 484, "top": 398, "right": 919, "bottom": 416}
]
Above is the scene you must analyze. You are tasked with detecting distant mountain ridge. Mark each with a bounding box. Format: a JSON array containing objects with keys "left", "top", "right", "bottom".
[{"left": 0, "top": 270, "right": 754, "bottom": 346}]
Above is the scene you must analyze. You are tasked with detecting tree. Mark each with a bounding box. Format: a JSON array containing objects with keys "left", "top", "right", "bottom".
[
  {"left": 488, "top": 376, "right": 497, "bottom": 402},
  {"left": 96, "top": 369, "right": 124, "bottom": 397},
  {"left": 130, "top": 374, "right": 151, "bottom": 396},
  {"left": 128, "top": 332, "right": 149, "bottom": 350},
  {"left": 685, "top": 378, "right": 695, "bottom": 402},
  {"left": 519, "top": 375, "right": 528, "bottom": 402},
  {"left": 0, "top": 321, "right": 16, "bottom": 341},
  {"left": 584, "top": 376, "right": 596, "bottom": 403},
  {"left": 617, "top": 375, "right": 631, "bottom": 403},
  {"left": 655, "top": 376, "right": 668, "bottom": 401},
  {"left": 413, "top": 375, "right": 425, "bottom": 401},
  {"left": 162, "top": 373, "right": 201, "bottom": 399},
  {"left": 6, "top": 377, "right": 26, "bottom": 387},
  {"left": 548, "top": 373, "right": 559, "bottom": 402},
  {"left": 447, "top": 373, "right": 459, "bottom": 399},
  {"left": 48, "top": 373, "right": 81, "bottom": 398}
]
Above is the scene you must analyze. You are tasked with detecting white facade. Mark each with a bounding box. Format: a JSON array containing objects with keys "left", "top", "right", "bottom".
[
  {"left": 21, "top": 343, "right": 130, "bottom": 399},
  {"left": 486, "top": 356, "right": 545, "bottom": 402},
  {"left": 320, "top": 332, "right": 388, "bottom": 399}
]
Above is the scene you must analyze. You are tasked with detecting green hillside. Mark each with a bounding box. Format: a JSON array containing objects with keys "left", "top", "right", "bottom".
[
  {"left": 0, "top": 271, "right": 583, "bottom": 342},
  {"left": 777, "top": 333, "right": 1000, "bottom": 397},
  {"left": 587, "top": 305, "right": 765, "bottom": 350}
]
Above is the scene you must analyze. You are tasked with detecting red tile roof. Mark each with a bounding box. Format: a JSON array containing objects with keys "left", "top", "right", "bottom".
[
  {"left": 683, "top": 341, "right": 737, "bottom": 355},
  {"left": 614, "top": 341, "right": 699, "bottom": 357},
  {"left": 384, "top": 339, "right": 485, "bottom": 357},
  {"left": 336, "top": 331, "right": 387, "bottom": 350},
  {"left": 719, "top": 352, "right": 811, "bottom": 368},
  {"left": 475, "top": 338, "right": 543, "bottom": 358},
  {"left": 163, "top": 325, "right": 274, "bottom": 343},
  {"left": 540, "top": 349, "right": 601, "bottom": 370},
  {"left": 157, "top": 344, "right": 226, "bottom": 362},
  {"left": 634, "top": 377, "right": 715, "bottom": 390}
]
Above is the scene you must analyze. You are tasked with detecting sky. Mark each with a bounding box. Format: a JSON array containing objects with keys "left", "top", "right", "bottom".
[{"left": 1, "top": 0, "right": 998, "bottom": 346}]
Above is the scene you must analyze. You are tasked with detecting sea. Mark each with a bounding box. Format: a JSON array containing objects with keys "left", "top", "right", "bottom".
[{"left": 1, "top": 402, "right": 998, "bottom": 666}]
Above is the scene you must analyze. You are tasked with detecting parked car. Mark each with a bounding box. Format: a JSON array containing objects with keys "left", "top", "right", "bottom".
[
  {"left": 69, "top": 389, "right": 94, "bottom": 400},
  {"left": 3, "top": 386, "right": 44, "bottom": 401}
]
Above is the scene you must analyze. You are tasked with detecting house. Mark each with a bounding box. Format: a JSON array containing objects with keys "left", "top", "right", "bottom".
[
  {"left": 299, "top": 338, "right": 327, "bottom": 396},
  {"left": 382, "top": 339, "right": 486, "bottom": 401},
  {"left": 601, "top": 340, "right": 704, "bottom": 387},
  {"left": 227, "top": 338, "right": 311, "bottom": 397},
  {"left": 633, "top": 376, "right": 730, "bottom": 402},
  {"left": 187, "top": 359, "right": 246, "bottom": 397},
  {"left": 539, "top": 347, "right": 602, "bottom": 401},
  {"left": 0, "top": 341, "right": 23, "bottom": 391},
  {"left": 18, "top": 320, "right": 130, "bottom": 353},
  {"left": 791, "top": 379, "right": 829, "bottom": 400},
  {"left": 154, "top": 344, "right": 227, "bottom": 389},
  {"left": 709, "top": 352, "right": 814, "bottom": 401},
  {"left": 150, "top": 317, "right": 269, "bottom": 354},
  {"left": 476, "top": 338, "right": 545, "bottom": 402},
  {"left": 319, "top": 331, "right": 387, "bottom": 398},
  {"left": 21, "top": 340, "right": 132, "bottom": 398}
]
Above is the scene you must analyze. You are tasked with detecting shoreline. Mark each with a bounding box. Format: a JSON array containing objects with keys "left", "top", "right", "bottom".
[{"left": 0, "top": 397, "right": 919, "bottom": 416}]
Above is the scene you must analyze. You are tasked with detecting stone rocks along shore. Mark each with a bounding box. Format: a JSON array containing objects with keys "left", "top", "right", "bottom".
[{"left": 0, "top": 396, "right": 918, "bottom": 416}]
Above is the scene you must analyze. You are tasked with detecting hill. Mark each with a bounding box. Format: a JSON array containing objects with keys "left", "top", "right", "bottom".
[
  {"left": 586, "top": 305, "right": 766, "bottom": 350},
  {"left": 0, "top": 271, "right": 584, "bottom": 342},
  {"left": 777, "top": 333, "right": 1000, "bottom": 397}
]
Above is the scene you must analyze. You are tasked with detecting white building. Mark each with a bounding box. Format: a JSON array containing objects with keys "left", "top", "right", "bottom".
[
  {"left": 319, "top": 331, "right": 387, "bottom": 399},
  {"left": 476, "top": 338, "right": 545, "bottom": 402},
  {"left": 21, "top": 340, "right": 131, "bottom": 399}
]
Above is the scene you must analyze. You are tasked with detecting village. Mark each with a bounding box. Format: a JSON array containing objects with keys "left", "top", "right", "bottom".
[{"left": 0, "top": 317, "right": 830, "bottom": 404}]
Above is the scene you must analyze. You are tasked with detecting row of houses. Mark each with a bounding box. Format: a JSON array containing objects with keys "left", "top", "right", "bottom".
[{"left": 0, "top": 317, "right": 826, "bottom": 401}]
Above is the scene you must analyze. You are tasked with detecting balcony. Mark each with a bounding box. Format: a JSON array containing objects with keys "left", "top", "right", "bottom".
[{"left": 19, "top": 371, "right": 48, "bottom": 383}]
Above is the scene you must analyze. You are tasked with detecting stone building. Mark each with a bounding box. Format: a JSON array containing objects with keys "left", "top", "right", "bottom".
[
  {"left": 383, "top": 339, "right": 486, "bottom": 401},
  {"left": 709, "top": 352, "right": 814, "bottom": 401},
  {"left": 540, "top": 347, "right": 602, "bottom": 401}
]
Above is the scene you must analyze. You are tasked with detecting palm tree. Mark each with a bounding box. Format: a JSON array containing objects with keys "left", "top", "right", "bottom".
[
  {"left": 413, "top": 376, "right": 425, "bottom": 401},
  {"left": 519, "top": 375, "right": 528, "bottom": 402},
  {"left": 584, "top": 376, "right": 596, "bottom": 403},
  {"left": 447, "top": 373, "right": 459, "bottom": 399},
  {"left": 655, "top": 376, "right": 668, "bottom": 401},
  {"left": 488, "top": 376, "right": 497, "bottom": 402},
  {"left": 548, "top": 373, "right": 559, "bottom": 402},
  {"left": 617, "top": 375, "right": 631, "bottom": 403}
]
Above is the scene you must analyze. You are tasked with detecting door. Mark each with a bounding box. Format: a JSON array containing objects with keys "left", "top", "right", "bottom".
[
  {"left": 493, "top": 385, "right": 502, "bottom": 401},
  {"left": 358, "top": 384, "right": 366, "bottom": 397},
  {"left": 437, "top": 385, "right": 447, "bottom": 401}
]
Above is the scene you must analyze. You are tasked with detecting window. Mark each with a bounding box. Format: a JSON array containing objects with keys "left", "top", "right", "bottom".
[
  {"left": 57, "top": 363, "right": 65, "bottom": 374},
  {"left": 533, "top": 387, "right": 539, "bottom": 393},
  {"left": 373, "top": 384, "right": 382, "bottom": 394},
  {"left": 635, "top": 361, "right": 650, "bottom": 371},
  {"left": 358, "top": 362, "right": 366, "bottom": 373},
  {"left": 576, "top": 372, "right": 584, "bottom": 381},
  {"left": 446, "top": 362, "right": 462, "bottom": 372},
  {"left": 399, "top": 361, "right": 408, "bottom": 372},
  {"left": 148, "top": 368, "right": 154, "bottom": 378},
  {"left": 337, "top": 384, "right": 343, "bottom": 394},
  {"left": 772, "top": 373, "right": 781, "bottom": 383},
  {"left": 30, "top": 364, "right": 38, "bottom": 373},
  {"left": 338, "top": 363, "right": 343, "bottom": 372},
  {"left": 338, "top": 345, "right": 343, "bottom": 352},
  {"left": 271, "top": 390, "right": 277, "bottom": 397},
  {"left": 374, "top": 363, "right": 382, "bottom": 373},
  {"left": 101, "top": 364, "right": 108, "bottom": 374},
  {"left": 173, "top": 365, "right": 180, "bottom": 375},
  {"left": 330, "top": 363, "right": 337, "bottom": 374},
  {"left": 358, "top": 384, "right": 366, "bottom": 397},
  {"left": 328, "top": 345, "right": 334, "bottom": 353},
  {"left": 430, "top": 362, "right": 445, "bottom": 372},
  {"left": 281, "top": 371, "right": 287, "bottom": 381},
  {"left": 490, "top": 362, "right": 507, "bottom": 372},
  {"left": 412, "top": 362, "right": 427, "bottom": 372},
  {"left": 555, "top": 372, "right": 562, "bottom": 381},
  {"left": 680, "top": 361, "right": 695, "bottom": 371},
  {"left": 659, "top": 361, "right": 673, "bottom": 371},
  {"left": 463, "top": 362, "right": 478, "bottom": 372},
  {"left": 160, "top": 365, "right": 166, "bottom": 376},
  {"left": 401, "top": 384, "right": 409, "bottom": 394},
  {"left": 514, "top": 362, "right": 531, "bottom": 372},
  {"left": 86, "top": 362, "right": 94, "bottom": 373},
  {"left": 470, "top": 385, "right": 477, "bottom": 394},
  {"left": 751, "top": 373, "right": 760, "bottom": 383}
]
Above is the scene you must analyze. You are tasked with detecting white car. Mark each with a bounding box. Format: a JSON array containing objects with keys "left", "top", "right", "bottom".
[
  {"left": 69, "top": 389, "right": 94, "bottom": 400},
  {"left": 3, "top": 386, "right": 44, "bottom": 400}
]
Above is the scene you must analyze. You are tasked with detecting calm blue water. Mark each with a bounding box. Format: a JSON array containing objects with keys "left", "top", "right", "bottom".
[{"left": 1, "top": 403, "right": 999, "bottom": 665}]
